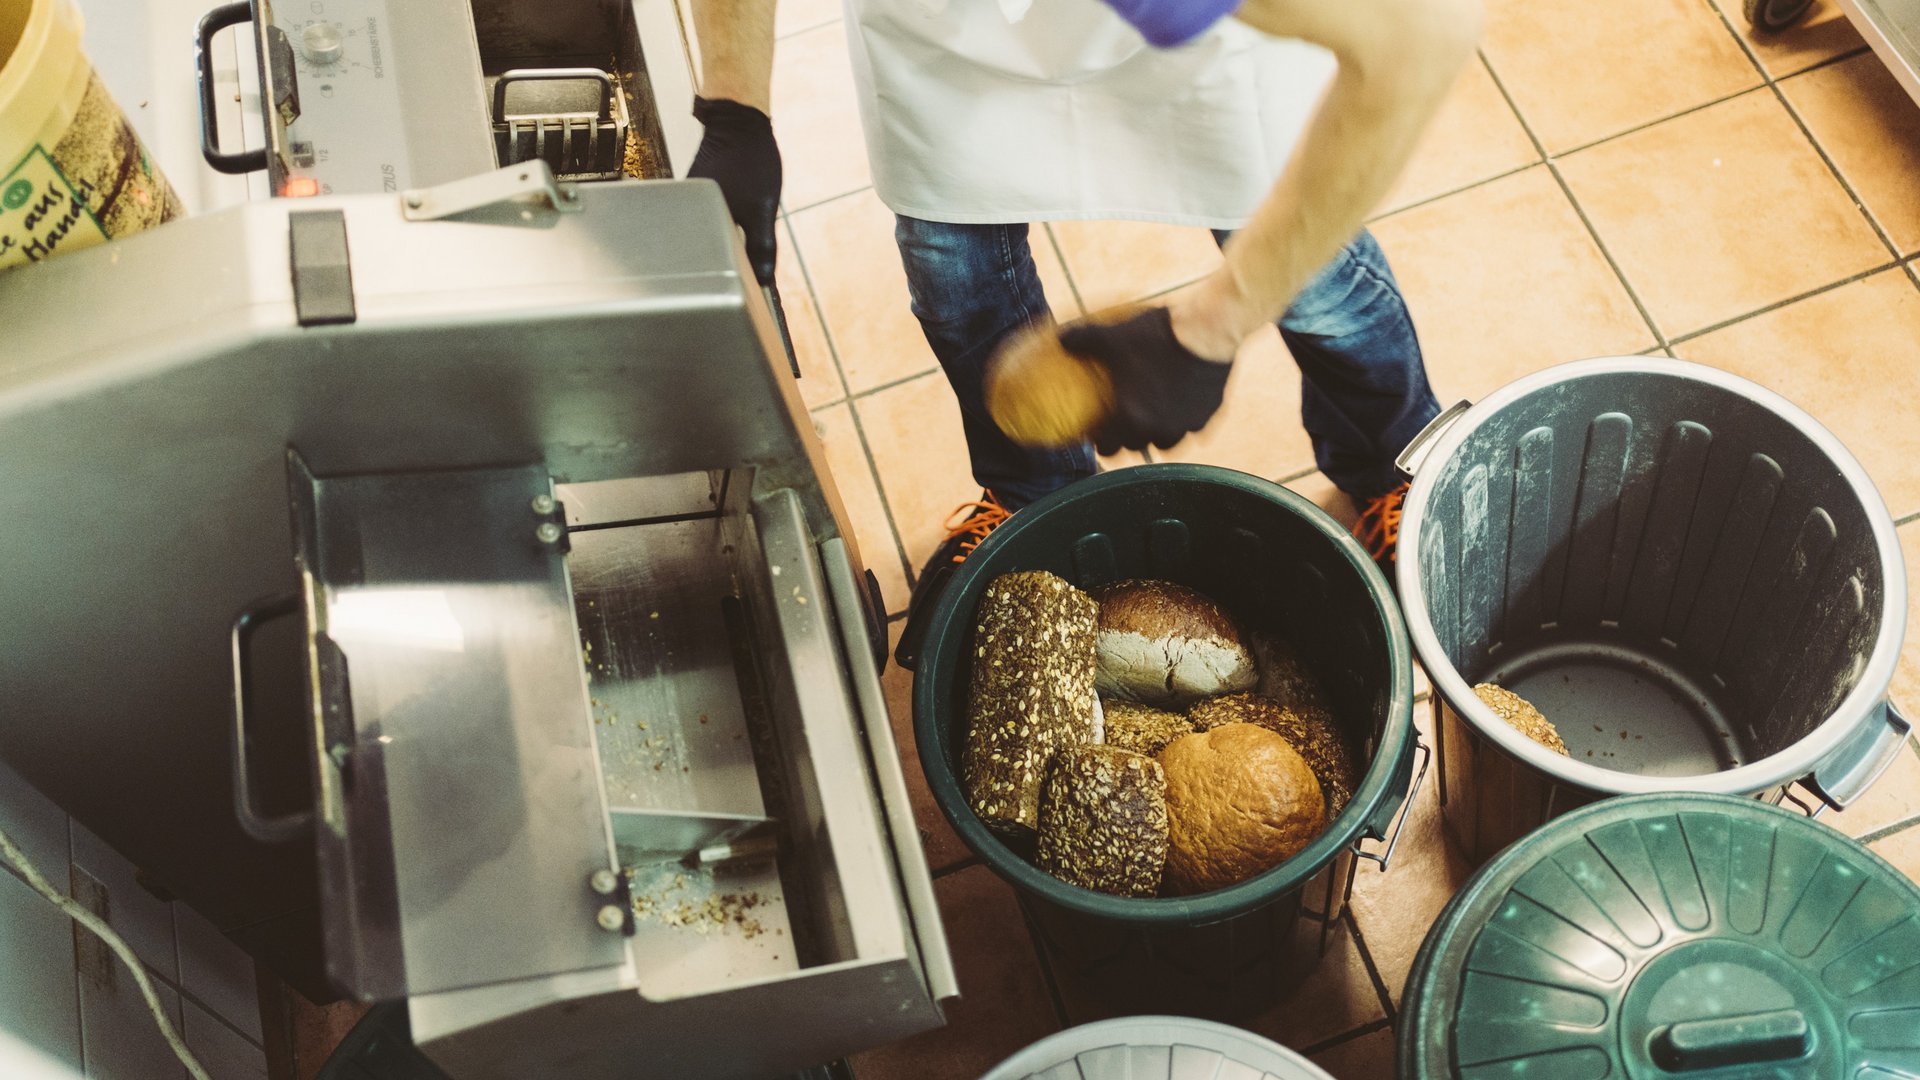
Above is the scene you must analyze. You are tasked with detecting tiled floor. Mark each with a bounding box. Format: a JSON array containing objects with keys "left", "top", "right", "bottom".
[{"left": 764, "top": 3, "right": 1920, "bottom": 1079}]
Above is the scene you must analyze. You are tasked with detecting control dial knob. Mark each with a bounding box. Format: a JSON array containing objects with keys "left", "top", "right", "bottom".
[{"left": 299, "top": 21, "right": 344, "bottom": 65}]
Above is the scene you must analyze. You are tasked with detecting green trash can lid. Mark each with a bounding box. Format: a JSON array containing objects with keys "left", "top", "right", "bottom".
[{"left": 1401, "top": 792, "right": 1920, "bottom": 1079}]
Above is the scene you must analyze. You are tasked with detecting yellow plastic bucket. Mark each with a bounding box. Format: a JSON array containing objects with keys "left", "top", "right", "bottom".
[{"left": 0, "top": 0, "right": 183, "bottom": 271}]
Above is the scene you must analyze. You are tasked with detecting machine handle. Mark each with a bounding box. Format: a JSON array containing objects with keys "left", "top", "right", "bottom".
[
  {"left": 1395, "top": 399, "right": 1473, "bottom": 480},
  {"left": 1352, "top": 735, "right": 1430, "bottom": 872},
  {"left": 196, "top": 1, "right": 269, "bottom": 174},
  {"left": 491, "top": 68, "right": 615, "bottom": 124},
  {"left": 230, "top": 593, "right": 313, "bottom": 843},
  {"left": 1799, "top": 697, "right": 1913, "bottom": 814}
]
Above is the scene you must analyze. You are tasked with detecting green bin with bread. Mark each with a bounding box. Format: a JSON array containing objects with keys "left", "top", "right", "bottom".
[{"left": 912, "top": 463, "right": 1422, "bottom": 1018}]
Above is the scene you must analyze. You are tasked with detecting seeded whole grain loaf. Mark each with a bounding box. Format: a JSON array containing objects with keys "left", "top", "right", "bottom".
[
  {"left": 1188, "top": 692, "right": 1359, "bottom": 818},
  {"left": 1102, "top": 699, "right": 1196, "bottom": 757},
  {"left": 962, "top": 571, "right": 1100, "bottom": 833},
  {"left": 1036, "top": 745, "right": 1170, "bottom": 897}
]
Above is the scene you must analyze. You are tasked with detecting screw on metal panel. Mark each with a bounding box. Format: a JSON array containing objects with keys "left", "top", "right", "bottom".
[
  {"left": 404, "top": 194, "right": 422, "bottom": 209},
  {"left": 595, "top": 905, "right": 624, "bottom": 932},
  {"left": 535, "top": 522, "right": 563, "bottom": 544},
  {"left": 530, "top": 494, "right": 556, "bottom": 514},
  {"left": 589, "top": 869, "right": 618, "bottom": 896},
  {"left": 328, "top": 743, "right": 351, "bottom": 769}
]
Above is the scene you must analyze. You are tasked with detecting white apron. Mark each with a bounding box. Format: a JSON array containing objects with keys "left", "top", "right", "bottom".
[{"left": 842, "top": 0, "right": 1336, "bottom": 228}]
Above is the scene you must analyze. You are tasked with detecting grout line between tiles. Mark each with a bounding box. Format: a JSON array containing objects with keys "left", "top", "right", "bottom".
[
  {"left": 1365, "top": 161, "right": 1542, "bottom": 226},
  {"left": 785, "top": 184, "right": 875, "bottom": 220},
  {"left": 1299, "top": 1016, "right": 1394, "bottom": 1058},
  {"left": 1665, "top": 259, "right": 1903, "bottom": 346},
  {"left": 1342, "top": 908, "right": 1400, "bottom": 1024},
  {"left": 1858, "top": 811, "right": 1920, "bottom": 846},
  {"left": 846, "top": 365, "right": 944, "bottom": 405},
  {"left": 1276, "top": 464, "right": 1319, "bottom": 486},
  {"left": 1040, "top": 224, "right": 1091, "bottom": 318},
  {"left": 1475, "top": 51, "right": 1673, "bottom": 354},
  {"left": 1897, "top": 509, "right": 1920, "bottom": 526},
  {"left": 776, "top": 16, "right": 839, "bottom": 41},
  {"left": 785, "top": 210, "right": 921, "bottom": 602},
  {"left": 1547, "top": 82, "right": 1770, "bottom": 161},
  {"left": 931, "top": 855, "right": 980, "bottom": 878}
]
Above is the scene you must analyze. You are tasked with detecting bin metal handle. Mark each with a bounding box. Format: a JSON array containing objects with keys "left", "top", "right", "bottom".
[
  {"left": 1353, "top": 736, "right": 1430, "bottom": 872},
  {"left": 1395, "top": 399, "right": 1473, "bottom": 480},
  {"left": 1796, "top": 697, "right": 1912, "bottom": 816},
  {"left": 230, "top": 593, "right": 314, "bottom": 843}
]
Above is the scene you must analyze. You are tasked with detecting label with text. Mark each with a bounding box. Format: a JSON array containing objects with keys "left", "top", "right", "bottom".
[{"left": 0, "top": 147, "right": 110, "bottom": 271}]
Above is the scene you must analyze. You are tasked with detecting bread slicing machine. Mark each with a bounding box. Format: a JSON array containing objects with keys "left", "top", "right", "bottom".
[{"left": 0, "top": 164, "right": 954, "bottom": 1078}]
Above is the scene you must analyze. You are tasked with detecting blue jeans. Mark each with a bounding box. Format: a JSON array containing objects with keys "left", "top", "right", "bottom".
[{"left": 894, "top": 216, "right": 1441, "bottom": 510}]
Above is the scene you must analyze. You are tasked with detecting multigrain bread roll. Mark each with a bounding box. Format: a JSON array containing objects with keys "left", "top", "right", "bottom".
[
  {"left": 1474, "top": 683, "right": 1568, "bottom": 756},
  {"left": 1102, "top": 699, "right": 1196, "bottom": 757},
  {"left": 983, "top": 322, "right": 1117, "bottom": 449},
  {"left": 1036, "top": 745, "right": 1169, "bottom": 897},
  {"left": 1092, "top": 580, "right": 1257, "bottom": 707},
  {"left": 962, "top": 572, "right": 1100, "bottom": 832},
  {"left": 1188, "top": 692, "right": 1358, "bottom": 817},
  {"left": 1159, "top": 723, "right": 1325, "bottom": 895}
]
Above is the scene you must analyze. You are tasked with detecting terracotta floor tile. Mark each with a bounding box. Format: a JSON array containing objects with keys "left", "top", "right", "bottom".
[
  {"left": 1784, "top": 53, "right": 1920, "bottom": 254},
  {"left": 882, "top": 622, "right": 972, "bottom": 872},
  {"left": 775, "top": 0, "right": 839, "bottom": 38},
  {"left": 1678, "top": 270, "right": 1920, "bottom": 520},
  {"left": 1376, "top": 56, "right": 1539, "bottom": 217},
  {"left": 1049, "top": 219, "right": 1222, "bottom": 312},
  {"left": 1709, "top": 0, "right": 1866, "bottom": 77},
  {"left": 812, "top": 404, "right": 909, "bottom": 615},
  {"left": 779, "top": 220, "right": 846, "bottom": 410},
  {"left": 1239, "top": 918, "right": 1390, "bottom": 1053},
  {"left": 1309, "top": 1026, "right": 1398, "bottom": 1080},
  {"left": 1347, "top": 702, "right": 1473, "bottom": 1007},
  {"left": 1034, "top": 227, "right": 1084, "bottom": 321},
  {"left": 1155, "top": 324, "right": 1316, "bottom": 481},
  {"left": 1869, "top": 819, "right": 1920, "bottom": 890},
  {"left": 771, "top": 23, "right": 871, "bottom": 210},
  {"left": 1559, "top": 90, "right": 1887, "bottom": 337},
  {"left": 789, "top": 189, "right": 941, "bottom": 395},
  {"left": 1895, "top": 523, "right": 1920, "bottom": 719},
  {"left": 855, "top": 372, "right": 979, "bottom": 572},
  {"left": 1481, "top": 0, "right": 1761, "bottom": 153},
  {"left": 850, "top": 867, "right": 1060, "bottom": 1080},
  {"left": 1371, "top": 167, "right": 1653, "bottom": 402}
]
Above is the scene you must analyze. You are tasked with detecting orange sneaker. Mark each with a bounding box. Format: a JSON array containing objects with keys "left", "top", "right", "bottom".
[
  {"left": 894, "top": 491, "right": 1014, "bottom": 670},
  {"left": 1351, "top": 481, "right": 1409, "bottom": 577}
]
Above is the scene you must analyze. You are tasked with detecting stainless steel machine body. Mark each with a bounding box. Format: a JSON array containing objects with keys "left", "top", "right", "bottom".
[{"left": 0, "top": 170, "right": 952, "bottom": 1077}]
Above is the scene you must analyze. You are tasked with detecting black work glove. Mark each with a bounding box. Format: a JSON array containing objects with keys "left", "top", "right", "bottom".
[
  {"left": 1058, "top": 307, "right": 1233, "bottom": 454},
  {"left": 687, "top": 96, "right": 782, "bottom": 286}
]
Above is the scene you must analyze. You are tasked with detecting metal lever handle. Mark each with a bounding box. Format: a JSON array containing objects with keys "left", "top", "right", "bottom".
[
  {"left": 492, "top": 68, "right": 615, "bottom": 124},
  {"left": 1795, "top": 697, "right": 1912, "bottom": 815},
  {"left": 230, "top": 593, "right": 313, "bottom": 843},
  {"left": 196, "top": 2, "right": 268, "bottom": 174},
  {"left": 1353, "top": 736, "right": 1431, "bottom": 872},
  {"left": 1395, "top": 399, "right": 1473, "bottom": 480}
]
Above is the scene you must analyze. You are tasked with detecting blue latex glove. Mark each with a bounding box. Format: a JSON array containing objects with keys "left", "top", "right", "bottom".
[{"left": 1100, "top": 0, "right": 1242, "bottom": 46}]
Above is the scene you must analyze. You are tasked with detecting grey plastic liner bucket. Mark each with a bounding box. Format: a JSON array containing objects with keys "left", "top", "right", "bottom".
[
  {"left": 981, "top": 1016, "right": 1335, "bottom": 1080},
  {"left": 913, "top": 465, "right": 1420, "bottom": 1019},
  {"left": 1396, "top": 357, "right": 1910, "bottom": 866}
]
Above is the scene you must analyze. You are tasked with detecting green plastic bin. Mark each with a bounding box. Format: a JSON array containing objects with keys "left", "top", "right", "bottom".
[
  {"left": 913, "top": 464, "right": 1421, "bottom": 1018},
  {"left": 1400, "top": 791, "right": 1920, "bottom": 1077}
]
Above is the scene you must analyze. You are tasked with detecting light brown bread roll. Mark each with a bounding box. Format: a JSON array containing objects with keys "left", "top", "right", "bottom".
[
  {"left": 1102, "top": 699, "right": 1196, "bottom": 758},
  {"left": 1188, "top": 692, "right": 1358, "bottom": 818},
  {"left": 984, "top": 322, "right": 1116, "bottom": 449},
  {"left": 1036, "top": 745, "right": 1169, "bottom": 897},
  {"left": 963, "top": 572, "right": 1100, "bottom": 833},
  {"left": 1159, "top": 723, "right": 1325, "bottom": 895},
  {"left": 1092, "top": 580, "right": 1257, "bottom": 707}
]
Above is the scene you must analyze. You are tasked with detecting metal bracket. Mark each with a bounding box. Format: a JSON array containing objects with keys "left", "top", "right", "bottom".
[
  {"left": 400, "top": 161, "right": 584, "bottom": 222},
  {"left": 1396, "top": 399, "right": 1473, "bottom": 480},
  {"left": 1353, "top": 736, "right": 1432, "bottom": 871}
]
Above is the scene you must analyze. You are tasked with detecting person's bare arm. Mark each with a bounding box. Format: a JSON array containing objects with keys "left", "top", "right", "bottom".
[
  {"left": 689, "top": 0, "right": 777, "bottom": 113},
  {"left": 1169, "top": 0, "right": 1483, "bottom": 360}
]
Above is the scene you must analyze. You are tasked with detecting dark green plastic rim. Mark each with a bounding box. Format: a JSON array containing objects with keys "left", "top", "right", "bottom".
[
  {"left": 911, "top": 463, "right": 1417, "bottom": 924},
  {"left": 1397, "top": 791, "right": 1920, "bottom": 1077}
]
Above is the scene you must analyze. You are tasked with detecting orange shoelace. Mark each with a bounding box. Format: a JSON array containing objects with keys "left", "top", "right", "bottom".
[
  {"left": 942, "top": 492, "right": 1013, "bottom": 565},
  {"left": 1352, "top": 482, "right": 1409, "bottom": 562}
]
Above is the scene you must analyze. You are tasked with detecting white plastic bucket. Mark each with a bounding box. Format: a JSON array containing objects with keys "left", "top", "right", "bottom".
[{"left": 0, "top": 0, "right": 182, "bottom": 271}]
